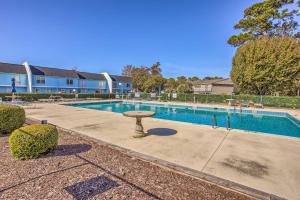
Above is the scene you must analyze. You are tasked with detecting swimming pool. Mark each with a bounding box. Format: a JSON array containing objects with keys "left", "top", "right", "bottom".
[{"left": 68, "top": 101, "right": 300, "bottom": 138}]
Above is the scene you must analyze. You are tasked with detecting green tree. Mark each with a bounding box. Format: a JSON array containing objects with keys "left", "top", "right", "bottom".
[
  {"left": 231, "top": 36, "right": 300, "bottom": 95},
  {"left": 228, "top": 0, "right": 299, "bottom": 47},
  {"left": 131, "top": 67, "right": 151, "bottom": 91},
  {"left": 188, "top": 76, "right": 199, "bottom": 81},
  {"left": 203, "top": 76, "right": 224, "bottom": 80},
  {"left": 150, "top": 62, "right": 162, "bottom": 75},
  {"left": 177, "top": 76, "right": 187, "bottom": 85},
  {"left": 176, "top": 82, "right": 192, "bottom": 93},
  {"left": 164, "top": 78, "right": 178, "bottom": 92},
  {"left": 143, "top": 75, "right": 165, "bottom": 92},
  {"left": 122, "top": 65, "right": 135, "bottom": 77}
]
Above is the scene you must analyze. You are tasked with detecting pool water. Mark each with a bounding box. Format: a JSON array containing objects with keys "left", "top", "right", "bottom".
[{"left": 68, "top": 101, "right": 300, "bottom": 138}]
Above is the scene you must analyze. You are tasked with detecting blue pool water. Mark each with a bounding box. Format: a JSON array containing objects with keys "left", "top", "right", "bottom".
[{"left": 68, "top": 101, "right": 300, "bottom": 138}]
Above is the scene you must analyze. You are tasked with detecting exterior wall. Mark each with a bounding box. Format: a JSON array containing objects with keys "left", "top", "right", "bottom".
[
  {"left": 193, "top": 84, "right": 212, "bottom": 94},
  {"left": 78, "top": 79, "right": 108, "bottom": 94},
  {"left": 0, "top": 72, "right": 27, "bottom": 93},
  {"left": 31, "top": 75, "right": 109, "bottom": 94},
  {"left": 211, "top": 85, "right": 234, "bottom": 95},
  {"left": 193, "top": 83, "right": 234, "bottom": 95},
  {"left": 113, "top": 81, "right": 132, "bottom": 93},
  {"left": 0, "top": 64, "right": 130, "bottom": 94}
]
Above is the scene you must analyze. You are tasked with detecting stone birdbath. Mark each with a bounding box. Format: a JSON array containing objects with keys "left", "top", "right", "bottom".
[{"left": 123, "top": 111, "right": 155, "bottom": 138}]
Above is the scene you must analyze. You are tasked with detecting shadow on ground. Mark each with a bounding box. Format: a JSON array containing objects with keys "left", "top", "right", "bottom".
[
  {"left": 64, "top": 175, "right": 119, "bottom": 200},
  {"left": 45, "top": 144, "right": 92, "bottom": 157},
  {"left": 147, "top": 128, "right": 177, "bottom": 136}
]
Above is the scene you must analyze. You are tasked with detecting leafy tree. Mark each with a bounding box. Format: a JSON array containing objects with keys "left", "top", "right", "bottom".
[
  {"left": 164, "top": 78, "right": 178, "bottom": 92},
  {"left": 177, "top": 76, "right": 187, "bottom": 85},
  {"left": 143, "top": 75, "right": 165, "bottom": 92},
  {"left": 122, "top": 65, "right": 135, "bottom": 77},
  {"left": 176, "top": 82, "right": 193, "bottom": 93},
  {"left": 131, "top": 67, "right": 151, "bottom": 91},
  {"left": 228, "top": 0, "right": 300, "bottom": 47},
  {"left": 188, "top": 76, "right": 199, "bottom": 81},
  {"left": 203, "top": 76, "right": 224, "bottom": 80},
  {"left": 150, "top": 62, "right": 162, "bottom": 75},
  {"left": 231, "top": 36, "right": 300, "bottom": 95}
]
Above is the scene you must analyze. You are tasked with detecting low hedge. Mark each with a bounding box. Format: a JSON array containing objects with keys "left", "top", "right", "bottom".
[
  {"left": 1, "top": 92, "right": 299, "bottom": 108},
  {"left": 0, "top": 104, "right": 25, "bottom": 134},
  {"left": 0, "top": 93, "right": 114, "bottom": 102},
  {"left": 138, "top": 93, "right": 300, "bottom": 108},
  {"left": 9, "top": 124, "right": 58, "bottom": 160}
]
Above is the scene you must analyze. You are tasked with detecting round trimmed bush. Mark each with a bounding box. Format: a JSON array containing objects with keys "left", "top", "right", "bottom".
[
  {"left": 9, "top": 124, "right": 58, "bottom": 160},
  {"left": 0, "top": 104, "right": 25, "bottom": 134}
]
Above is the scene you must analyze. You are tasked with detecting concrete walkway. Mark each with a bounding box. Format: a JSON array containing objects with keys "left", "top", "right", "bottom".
[{"left": 25, "top": 102, "right": 300, "bottom": 200}]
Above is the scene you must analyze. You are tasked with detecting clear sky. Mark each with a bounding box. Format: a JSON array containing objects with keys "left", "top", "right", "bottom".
[{"left": 0, "top": 0, "right": 261, "bottom": 78}]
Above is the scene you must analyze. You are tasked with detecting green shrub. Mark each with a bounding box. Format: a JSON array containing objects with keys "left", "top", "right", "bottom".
[
  {"left": 9, "top": 124, "right": 58, "bottom": 160},
  {"left": 0, "top": 93, "right": 113, "bottom": 102},
  {"left": 0, "top": 104, "right": 25, "bottom": 134},
  {"left": 138, "top": 93, "right": 300, "bottom": 108}
]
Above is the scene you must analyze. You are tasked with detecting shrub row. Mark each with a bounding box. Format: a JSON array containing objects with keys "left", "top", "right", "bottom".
[
  {"left": 0, "top": 92, "right": 114, "bottom": 102},
  {"left": 1, "top": 92, "right": 299, "bottom": 108},
  {"left": 137, "top": 93, "right": 300, "bottom": 108}
]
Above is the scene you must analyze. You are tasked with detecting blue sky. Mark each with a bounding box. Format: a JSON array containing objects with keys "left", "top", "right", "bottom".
[{"left": 0, "top": 0, "right": 263, "bottom": 78}]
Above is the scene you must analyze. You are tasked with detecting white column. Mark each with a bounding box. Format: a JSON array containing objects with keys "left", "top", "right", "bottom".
[
  {"left": 102, "top": 72, "right": 113, "bottom": 93},
  {"left": 23, "top": 61, "right": 32, "bottom": 93}
]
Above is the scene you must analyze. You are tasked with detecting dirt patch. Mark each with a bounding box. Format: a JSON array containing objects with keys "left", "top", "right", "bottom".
[{"left": 0, "top": 130, "right": 254, "bottom": 199}]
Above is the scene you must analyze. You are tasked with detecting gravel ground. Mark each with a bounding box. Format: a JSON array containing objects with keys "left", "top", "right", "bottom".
[{"left": 0, "top": 129, "right": 255, "bottom": 200}]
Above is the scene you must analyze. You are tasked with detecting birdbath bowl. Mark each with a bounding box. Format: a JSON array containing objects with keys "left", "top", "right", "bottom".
[{"left": 123, "top": 111, "right": 155, "bottom": 138}]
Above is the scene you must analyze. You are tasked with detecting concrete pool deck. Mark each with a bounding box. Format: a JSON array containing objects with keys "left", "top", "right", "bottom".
[{"left": 25, "top": 101, "right": 300, "bottom": 199}]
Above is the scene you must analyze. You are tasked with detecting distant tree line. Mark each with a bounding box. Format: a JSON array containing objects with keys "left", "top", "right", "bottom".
[{"left": 122, "top": 63, "right": 223, "bottom": 93}]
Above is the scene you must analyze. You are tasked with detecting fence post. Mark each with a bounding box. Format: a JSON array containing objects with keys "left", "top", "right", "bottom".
[
  {"left": 227, "top": 114, "right": 230, "bottom": 130},
  {"left": 212, "top": 114, "right": 217, "bottom": 128}
]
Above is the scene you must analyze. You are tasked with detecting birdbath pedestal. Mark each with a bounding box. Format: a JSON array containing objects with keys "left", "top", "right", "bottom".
[{"left": 123, "top": 111, "right": 155, "bottom": 138}]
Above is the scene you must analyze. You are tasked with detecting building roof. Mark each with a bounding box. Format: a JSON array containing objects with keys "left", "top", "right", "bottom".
[
  {"left": 0, "top": 62, "right": 133, "bottom": 82},
  {"left": 77, "top": 71, "right": 106, "bottom": 81},
  {"left": 110, "top": 75, "right": 132, "bottom": 82},
  {"left": 192, "top": 79, "right": 223, "bottom": 86},
  {"left": 213, "top": 79, "right": 234, "bottom": 86},
  {"left": 0, "top": 62, "right": 27, "bottom": 74},
  {"left": 192, "top": 78, "right": 233, "bottom": 86},
  {"left": 30, "top": 66, "right": 79, "bottom": 78}
]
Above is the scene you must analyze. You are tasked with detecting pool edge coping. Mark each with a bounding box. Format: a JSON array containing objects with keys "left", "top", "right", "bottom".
[{"left": 64, "top": 100, "right": 300, "bottom": 139}]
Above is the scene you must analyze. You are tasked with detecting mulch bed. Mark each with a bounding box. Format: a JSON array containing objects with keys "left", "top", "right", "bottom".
[{"left": 0, "top": 129, "right": 255, "bottom": 200}]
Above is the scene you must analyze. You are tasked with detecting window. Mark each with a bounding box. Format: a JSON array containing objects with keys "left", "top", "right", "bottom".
[
  {"left": 14, "top": 75, "right": 21, "bottom": 86},
  {"left": 66, "top": 79, "right": 73, "bottom": 85},
  {"left": 36, "top": 76, "right": 45, "bottom": 84},
  {"left": 99, "top": 81, "right": 105, "bottom": 87},
  {"left": 79, "top": 80, "right": 86, "bottom": 87}
]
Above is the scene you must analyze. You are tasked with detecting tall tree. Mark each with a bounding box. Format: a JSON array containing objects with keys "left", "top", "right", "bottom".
[
  {"left": 143, "top": 75, "right": 165, "bottom": 92},
  {"left": 150, "top": 62, "right": 162, "bottom": 75},
  {"left": 131, "top": 67, "right": 151, "bottom": 91},
  {"left": 176, "top": 82, "right": 193, "bottom": 93},
  {"left": 177, "top": 76, "right": 187, "bottom": 85},
  {"left": 188, "top": 76, "right": 199, "bottom": 81},
  {"left": 122, "top": 65, "right": 135, "bottom": 77},
  {"left": 228, "top": 0, "right": 299, "bottom": 47},
  {"left": 165, "top": 78, "right": 178, "bottom": 92},
  {"left": 203, "top": 76, "right": 224, "bottom": 80},
  {"left": 231, "top": 36, "right": 300, "bottom": 95}
]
